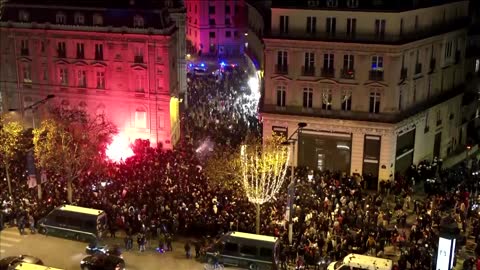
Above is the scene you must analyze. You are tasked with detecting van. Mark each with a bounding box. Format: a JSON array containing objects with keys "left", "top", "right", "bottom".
[
  {"left": 13, "top": 262, "right": 64, "bottom": 270},
  {"left": 327, "top": 254, "right": 393, "bottom": 270},
  {"left": 206, "top": 231, "right": 280, "bottom": 270},
  {"left": 38, "top": 205, "right": 107, "bottom": 243}
]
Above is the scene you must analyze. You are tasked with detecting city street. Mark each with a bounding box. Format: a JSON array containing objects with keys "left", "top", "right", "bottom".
[{"left": 0, "top": 227, "right": 229, "bottom": 270}]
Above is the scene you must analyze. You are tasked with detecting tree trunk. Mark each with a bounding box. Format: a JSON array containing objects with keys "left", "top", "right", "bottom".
[
  {"left": 67, "top": 178, "right": 73, "bottom": 203},
  {"left": 255, "top": 203, "right": 261, "bottom": 234},
  {"left": 5, "top": 165, "right": 12, "bottom": 195}
]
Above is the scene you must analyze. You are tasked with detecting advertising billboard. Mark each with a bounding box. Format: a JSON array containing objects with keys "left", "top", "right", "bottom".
[{"left": 436, "top": 237, "right": 455, "bottom": 270}]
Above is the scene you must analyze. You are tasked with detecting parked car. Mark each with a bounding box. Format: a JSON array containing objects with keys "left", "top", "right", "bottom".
[
  {"left": 85, "top": 244, "right": 122, "bottom": 258},
  {"left": 0, "top": 255, "right": 43, "bottom": 270},
  {"left": 80, "top": 254, "right": 125, "bottom": 270}
]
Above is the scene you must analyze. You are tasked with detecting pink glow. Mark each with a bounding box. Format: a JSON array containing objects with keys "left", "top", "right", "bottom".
[{"left": 106, "top": 133, "right": 134, "bottom": 162}]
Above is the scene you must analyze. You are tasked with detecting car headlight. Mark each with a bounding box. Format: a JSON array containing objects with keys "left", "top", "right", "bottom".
[{"left": 80, "top": 260, "right": 85, "bottom": 264}]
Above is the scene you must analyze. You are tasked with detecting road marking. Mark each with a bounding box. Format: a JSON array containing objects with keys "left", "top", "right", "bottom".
[
  {"left": 0, "top": 243, "right": 13, "bottom": 247},
  {"left": 1, "top": 230, "right": 22, "bottom": 236},
  {"left": 0, "top": 236, "right": 21, "bottom": 243}
]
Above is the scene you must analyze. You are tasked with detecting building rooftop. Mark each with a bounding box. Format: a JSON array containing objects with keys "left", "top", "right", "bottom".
[{"left": 272, "top": 0, "right": 466, "bottom": 12}]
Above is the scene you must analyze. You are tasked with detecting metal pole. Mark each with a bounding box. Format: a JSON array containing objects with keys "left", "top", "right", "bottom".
[
  {"left": 32, "top": 108, "right": 42, "bottom": 200},
  {"left": 288, "top": 141, "right": 295, "bottom": 245}
]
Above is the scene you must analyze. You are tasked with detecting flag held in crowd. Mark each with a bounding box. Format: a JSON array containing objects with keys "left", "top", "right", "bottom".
[{"left": 26, "top": 150, "right": 37, "bottom": 188}]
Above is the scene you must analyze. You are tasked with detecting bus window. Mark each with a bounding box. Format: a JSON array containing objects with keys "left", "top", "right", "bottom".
[
  {"left": 240, "top": 245, "right": 257, "bottom": 256},
  {"left": 224, "top": 242, "right": 238, "bottom": 253},
  {"left": 85, "top": 220, "right": 96, "bottom": 230},
  {"left": 55, "top": 216, "right": 67, "bottom": 224},
  {"left": 67, "top": 217, "right": 82, "bottom": 227},
  {"left": 259, "top": 247, "right": 272, "bottom": 258}
]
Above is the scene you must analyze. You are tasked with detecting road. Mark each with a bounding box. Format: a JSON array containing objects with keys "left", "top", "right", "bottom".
[{"left": 0, "top": 227, "right": 233, "bottom": 270}]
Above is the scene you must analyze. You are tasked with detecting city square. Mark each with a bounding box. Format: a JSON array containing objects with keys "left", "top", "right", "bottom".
[{"left": 1, "top": 0, "right": 480, "bottom": 270}]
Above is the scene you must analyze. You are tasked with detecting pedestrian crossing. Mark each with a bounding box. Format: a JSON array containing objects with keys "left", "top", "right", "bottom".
[{"left": 0, "top": 229, "right": 24, "bottom": 255}]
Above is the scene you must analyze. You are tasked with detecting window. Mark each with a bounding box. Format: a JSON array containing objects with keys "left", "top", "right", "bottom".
[
  {"left": 240, "top": 245, "right": 257, "bottom": 256},
  {"left": 343, "top": 55, "right": 354, "bottom": 70},
  {"left": 41, "top": 41, "right": 45, "bottom": 53},
  {"left": 158, "top": 112, "right": 165, "bottom": 129},
  {"left": 226, "top": 31, "right": 231, "bottom": 38},
  {"left": 96, "top": 71, "right": 105, "bottom": 89},
  {"left": 134, "top": 47, "right": 144, "bottom": 63},
  {"left": 95, "top": 44, "right": 103, "bottom": 60},
  {"left": 42, "top": 67, "right": 48, "bottom": 81},
  {"left": 280, "top": 16, "right": 289, "bottom": 34},
  {"left": 369, "top": 91, "right": 381, "bottom": 113},
  {"left": 326, "top": 0, "right": 338, "bottom": 7},
  {"left": 208, "top": 6, "right": 215, "bottom": 14},
  {"left": 371, "top": 56, "right": 383, "bottom": 70},
  {"left": 374, "top": 19, "right": 386, "bottom": 39},
  {"left": 321, "top": 89, "right": 332, "bottom": 110},
  {"left": 57, "top": 42, "right": 66, "bottom": 58},
  {"left": 306, "top": 16, "right": 316, "bottom": 34},
  {"left": 135, "top": 74, "right": 145, "bottom": 92},
  {"left": 133, "top": 15, "right": 144, "bottom": 28},
  {"left": 277, "top": 51, "right": 288, "bottom": 73},
  {"left": 18, "top": 10, "right": 29, "bottom": 22},
  {"left": 304, "top": 52, "right": 315, "bottom": 70},
  {"left": 347, "top": 0, "right": 359, "bottom": 8},
  {"left": 326, "top": 17, "right": 336, "bottom": 36},
  {"left": 259, "top": 248, "right": 272, "bottom": 258},
  {"left": 209, "top": 32, "right": 216, "bottom": 38},
  {"left": 20, "top": 40, "right": 29, "bottom": 56},
  {"left": 445, "top": 41, "right": 453, "bottom": 58},
  {"left": 59, "top": 67, "right": 68, "bottom": 85},
  {"left": 323, "top": 54, "right": 334, "bottom": 69},
  {"left": 303, "top": 87, "right": 313, "bottom": 108},
  {"left": 414, "top": 15, "right": 419, "bottom": 31},
  {"left": 209, "top": 19, "right": 215, "bottom": 26},
  {"left": 225, "top": 18, "right": 231, "bottom": 25},
  {"left": 346, "top": 18, "right": 356, "bottom": 36},
  {"left": 56, "top": 12, "right": 66, "bottom": 24},
  {"left": 77, "top": 69, "right": 87, "bottom": 87},
  {"left": 135, "top": 107, "right": 147, "bottom": 129},
  {"left": 234, "top": 31, "right": 238, "bottom": 38},
  {"left": 225, "top": 5, "right": 231, "bottom": 14},
  {"left": 276, "top": 86, "right": 286, "bottom": 107},
  {"left": 224, "top": 242, "right": 238, "bottom": 253},
  {"left": 22, "top": 64, "right": 31, "bottom": 83},
  {"left": 400, "top": 18, "right": 404, "bottom": 36},
  {"left": 475, "top": 59, "right": 480, "bottom": 73},
  {"left": 341, "top": 89, "right": 352, "bottom": 111},
  {"left": 76, "top": 43, "right": 85, "bottom": 59},
  {"left": 74, "top": 13, "right": 85, "bottom": 25},
  {"left": 93, "top": 14, "right": 103, "bottom": 26}
]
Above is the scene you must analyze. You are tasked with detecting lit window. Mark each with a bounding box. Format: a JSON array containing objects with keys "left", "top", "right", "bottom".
[
  {"left": 22, "top": 64, "right": 32, "bottom": 83},
  {"left": 93, "top": 14, "right": 103, "bottom": 26},
  {"left": 135, "top": 107, "right": 147, "bottom": 129},
  {"left": 18, "top": 10, "right": 30, "bottom": 22},
  {"left": 475, "top": 59, "right": 480, "bottom": 73},
  {"left": 56, "top": 12, "right": 66, "bottom": 24},
  {"left": 133, "top": 15, "right": 144, "bottom": 28},
  {"left": 74, "top": 13, "right": 85, "bottom": 25},
  {"left": 321, "top": 88, "right": 332, "bottom": 110},
  {"left": 96, "top": 71, "right": 105, "bottom": 89},
  {"left": 135, "top": 74, "right": 145, "bottom": 92},
  {"left": 326, "top": 0, "right": 338, "bottom": 7},
  {"left": 371, "top": 56, "right": 383, "bottom": 70},
  {"left": 276, "top": 86, "right": 286, "bottom": 107},
  {"left": 346, "top": 0, "right": 359, "bottom": 8},
  {"left": 369, "top": 91, "right": 381, "bottom": 113},
  {"left": 77, "top": 70, "right": 87, "bottom": 88},
  {"left": 303, "top": 87, "right": 313, "bottom": 108},
  {"left": 59, "top": 67, "right": 68, "bottom": 86},
  {"left": 341, "top": 89, "right": 352, "bottom": 111}
]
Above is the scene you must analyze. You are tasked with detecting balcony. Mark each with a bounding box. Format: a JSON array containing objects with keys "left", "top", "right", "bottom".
[
  {"left": 95, "top": 53, "right": 103, "bottom": 61},
  {"left": 369, "top": 70, "right": 384, "bottom": 81},
  {"left": 341, "top": 68, "right": 355, "bottom": 79},
  {"left": 301, "top": 66, "right": 315, "bottom": 76},
  {"left": 400, "top": 68, "right": 407, "bottom": 80},
  {"left": 415, "top": 63, "right": 422, "bottom": 75},
  {"left": 321, "top": 67, "right": 335, "bottom": 78},
  {"left": 134, "top": 55, "right": 144, "bottom": 64},
  {"left": 57, "top": 50, "right": 66, "bottom": 58},
  {"left": 266, "top": 17, "right": 470, "bottom": 45},
  {"left": 76, "top": 52, "right": 85, "bottom": 59},
  {"left": 20, "top": 48, "right": 29, "bottom": 56},
  {"left": 275, "top": 64, "right": 288, "bottom": 74},
  {"left": 261, "top": 83, "right": 467, "bottom": 124},
  {"left": 429, "top": 58, "right": 436, "bottom": 73}
]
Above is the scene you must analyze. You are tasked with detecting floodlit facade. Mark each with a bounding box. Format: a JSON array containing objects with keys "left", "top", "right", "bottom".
[
  {"left": 0, "top": 0, "right": 181, "bottom": 149},
  {"left": 185, "top": 0, "right": 247, "bottom": 56},
  {"left": 261, "top": 0, "right": 472, "bottom": 188}
]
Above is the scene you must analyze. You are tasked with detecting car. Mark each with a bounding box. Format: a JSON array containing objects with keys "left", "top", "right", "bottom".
[
  {"left": 80, "top": 254, "right": 125, "bottom": 270},
  {"left": 85, "top": 244, "right": 123, "bottom": 258},
  {"left": 0, "top": 255, "right": 44, "bottom": 270}
]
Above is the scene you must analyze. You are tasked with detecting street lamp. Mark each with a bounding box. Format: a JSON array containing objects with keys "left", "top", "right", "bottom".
[
  {"left": 281, "top": 122, "right": 307, "bottom": 245},
  {"left": 9, "top": 94, "right": 55, "bottom": 199}
]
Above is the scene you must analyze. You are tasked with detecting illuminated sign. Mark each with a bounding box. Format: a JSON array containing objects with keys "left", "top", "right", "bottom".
[{"left": 436, "top": 237, "right": 455, "bottom": 270}]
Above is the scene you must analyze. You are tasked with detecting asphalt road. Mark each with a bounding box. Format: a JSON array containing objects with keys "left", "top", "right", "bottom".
[{"left": 0, "top": 227, "right": 224, "bottom": 270}]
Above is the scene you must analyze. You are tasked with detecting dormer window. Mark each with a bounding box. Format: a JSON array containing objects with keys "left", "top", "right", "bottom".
[
  {"left": 346, "top": 0, "right": 359, "bottom": 8},
  {"left": 56, "top": 12, "right": 66, "bottom": 24},
  {"left": 74, "top": 13, "right": 85, "bottom": 25},
  {"left": 326, "top": 0, "right": 338, "bottom": 7},
  {"left": 18, "top": 10, "right": 30, "bottom": 22},
  {"left": 93, "top": 13, "right": 103, "bottom": 26},
  {"left": 133, "top": 15, "right": 144, "bottom": 28}
]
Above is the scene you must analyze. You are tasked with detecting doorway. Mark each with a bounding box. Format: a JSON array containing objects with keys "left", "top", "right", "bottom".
[{"left": 433, "top": 132, "right": 442, "bottom": 158}]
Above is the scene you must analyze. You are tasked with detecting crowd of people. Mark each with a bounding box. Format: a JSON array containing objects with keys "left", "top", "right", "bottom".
[{"left": 1, "top": 59, "right": 480, "bottom": 270}]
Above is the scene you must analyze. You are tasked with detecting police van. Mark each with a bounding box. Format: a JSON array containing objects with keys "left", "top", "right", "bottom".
[
  {"left": 38, "top": 205, "right": 107, "bottom": 243},
  {"left": 13, "top": 262, "right": 64, "bottom": 270},
  {"left": 327, "top": 254, "right": 393, "bottom": 270}
]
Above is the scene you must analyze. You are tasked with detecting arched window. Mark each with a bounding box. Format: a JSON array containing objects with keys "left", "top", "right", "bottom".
[
  {"left": 133, "top": 15, "right": 144, "bottom": 28},
  {"left": 18, "top": 10, "right": 30, "bottom": 22},
  {"left": 74, "top": 12, "right": 85, "bottom": 25},
  {"left": 56, "top": 12, "right": 66, "bottom": 24},
  {"left": 93, "top": 13, "right": 103, "bottom": 26},
  {"left": 135, "top": 107, "right": 147, "bottom": 129}
]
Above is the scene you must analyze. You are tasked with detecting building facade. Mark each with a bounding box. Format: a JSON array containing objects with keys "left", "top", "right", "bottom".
[
  {"left": 245, "top": 0, "right": 270, "bottom": 71},
  {"left": 167, "top": 0, "right": 187, "bottom": 103},
  {"left": 261, "top": 0, "right": 471, "bottom": 188},
  {"left": 0, "top": 0, "right": 180, "bottom": 149},
  {"left": 185, "top": 0, "right": 247, "bottom": 56}
]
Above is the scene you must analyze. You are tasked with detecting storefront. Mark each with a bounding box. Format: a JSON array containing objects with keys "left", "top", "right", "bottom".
[
  {"left": 395, "top": 128, "right": 416, "bottom": 174},
  {"left": 363, "top": 135, "right": 381, "bottom": 189}
]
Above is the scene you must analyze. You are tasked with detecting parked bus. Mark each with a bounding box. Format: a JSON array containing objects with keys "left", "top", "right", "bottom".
[
  {"left": 38, "top": 205, "right": 106, "bottom": 243},
  {"left": 206, "top": 231, "right": 280, "bottom": 270},
  {"left": 13, "top": 262, "right": 64, "bottom": 270},
  {"left": 327, "top": 254, "right": 393, "bottom": 270}
]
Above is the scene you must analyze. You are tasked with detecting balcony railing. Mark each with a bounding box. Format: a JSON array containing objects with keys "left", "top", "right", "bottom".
[
  {"left": 400, "top": 68, "right": 407, "bottom": 80},
  {"left": 134, "top": 55, "right": 144, "bottom": 64},
  {"left": 275, "top": 64, "right": 288, "bottom": 74},
  {"left": 301, "top": 66, "right": 315, "bottom": 76},
  {"left": 76, "top": 52, "right": 85, "bottom": 59},
  {"left": 266, "top": 17, "right": 470, "bottom": 45},
  {"left": 415, "top": 63, "right": 422, "bottom": 75},
  {"left": 20, "top": 48, "right": 29, "bottom": 56},
  {"left": 369, "top": 70, "right": 384, "bottom": 81},
  {"left": 57, "top": 50, "right": 66, "bottom": 58},
  {"left": 341, "top": 68, "right": 355, "bottom": 79},
  {"left": 95, "top": 53, "right": 103, "bottom": 61},
  {"left": 321, "top": 67, "right": 335, "bottom": 78},
  {"left": 429, "top": 58, "right": 436, "bottom": 72}
]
